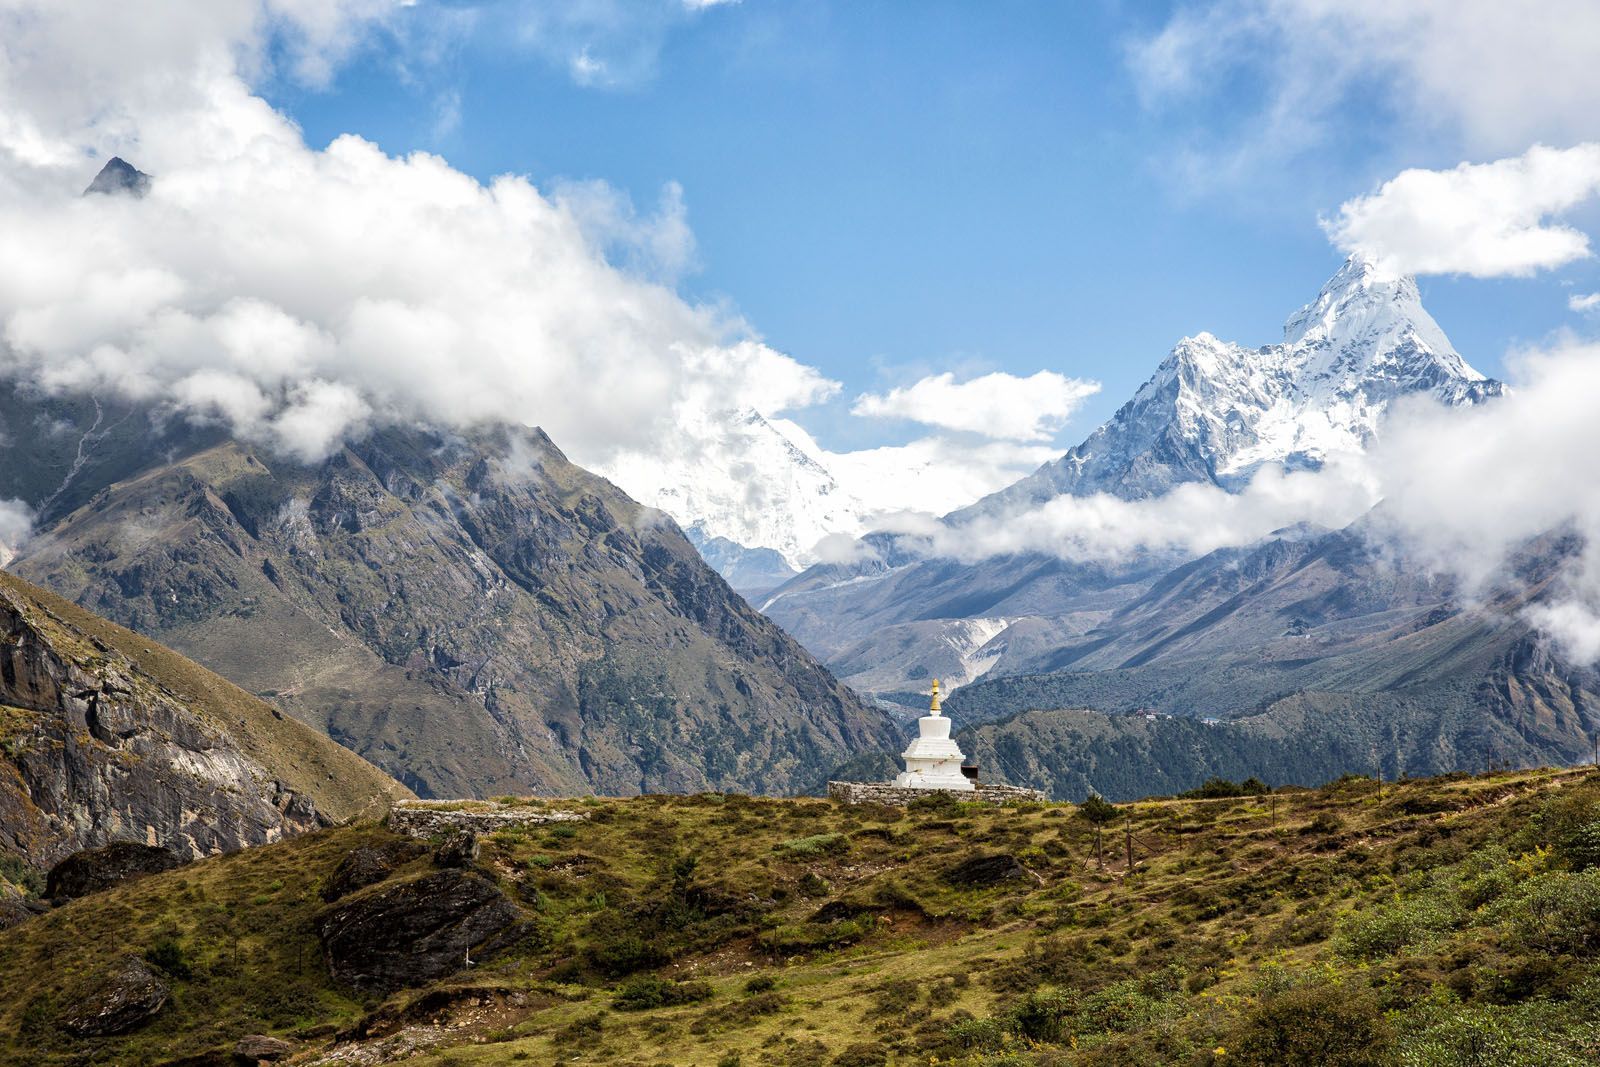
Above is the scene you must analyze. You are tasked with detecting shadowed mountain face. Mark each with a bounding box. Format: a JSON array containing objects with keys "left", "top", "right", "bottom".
[
  {"left": 83, "top": 157, "right": 151, "bottom": 198},
  {"left": 1, "top": 388, "right": 895, "bottom": 798},
  {"left": 946, "top": 527, "right": 1600, "bottom": 799}
]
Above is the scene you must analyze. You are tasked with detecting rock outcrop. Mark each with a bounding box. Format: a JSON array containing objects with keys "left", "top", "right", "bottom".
[
  {"left": 317, "top": 869, "right": 524, "bottom": 994},
  {"left": 46, "top": 842, "right": 182, "bottom": 899},
  {"left": 0, "top": 880, "right": 44, "bottom": 929},
  {"left": 321, "top": 840, "right": 429, "bottom": 903},
  {"left": 234, "top": 1034, "right": 296, "bottom": 1062},
  {"left": 0, "top": 571, "right": 410, "bottom": 866},
  {"left": 59, "top": 956, "right": 169, "bottom": 1036}
]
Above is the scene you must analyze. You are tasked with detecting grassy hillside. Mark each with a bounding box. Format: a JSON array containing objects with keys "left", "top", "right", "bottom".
[
  {"left": 0, "top": 569, "right": 411, "bottom": 823},
  {"left": 2, "top": 768, "right": 1598, "bottom": 1065}
]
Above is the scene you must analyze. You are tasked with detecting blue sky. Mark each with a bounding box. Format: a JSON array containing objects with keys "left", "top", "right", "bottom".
[{"left": 265, "top": 0, "right": 1599, "bottom": 452}]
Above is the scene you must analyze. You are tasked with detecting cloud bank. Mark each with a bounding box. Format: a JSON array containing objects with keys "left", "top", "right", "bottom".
[
  {"left": 0, "top": 0, "right": 834, "bottom": 468},
  {"left": 852, "top": 371, "right": 1100, "bottom": 443},
  {"left": 1130, "top": 0, "right": 1600, "bottom": 160},
  {"left": 1324, "top": 144, "right": 1600, "bottom": 278}
]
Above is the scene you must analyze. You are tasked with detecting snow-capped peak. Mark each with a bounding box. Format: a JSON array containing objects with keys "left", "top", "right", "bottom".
[{"left": 957, "top": 256, "right": 1503, "bottom": 517}]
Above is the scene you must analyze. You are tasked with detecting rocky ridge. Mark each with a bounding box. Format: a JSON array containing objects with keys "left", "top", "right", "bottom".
[
  {"left": 0, "top": 569, "right": 409, "bottom": 866},
  {"left": 3, "top": 408, "right": 897, "bottom": 799}
]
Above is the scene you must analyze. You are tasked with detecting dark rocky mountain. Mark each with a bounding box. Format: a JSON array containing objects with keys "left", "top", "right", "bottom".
[
  {"left": 0, "top": 569, "right": 409, "bottom": 866},
  {"left": 83, "top": 157, "right": 151, "bottom": 198},
  {"left": 946, "top": 526, "right": 1600, "bottom": 799},
  {"left": 1, "top": 386, "right": 897, "bottom": 798}
]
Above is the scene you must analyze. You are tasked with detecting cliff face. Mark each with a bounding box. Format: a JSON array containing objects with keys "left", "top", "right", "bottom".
[
  {"left": 0, "top": 571, "right": 409, "bottom": 865},
  {"left": 9, "top": 418, "right": 897, "bottom": 799}
]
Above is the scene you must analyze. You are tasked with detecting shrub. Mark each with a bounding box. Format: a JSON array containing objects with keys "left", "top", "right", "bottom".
[
  {"left": 144, "top": 938, "right": 193, "bottom": 979},
  {"left": 1491, "top": 869, "right": 1600, "bottom": 956},
  {"left": 1007, "top": 987, "right": 1076, "bottom": 1043},
  {"left": 1335, "top": 894, "right": 1457, "bottom": 960},
  {"left": 1304, "top": 812, "right": 1345, "bottom": 836},
  {"left": 947, "top": 1015, "right": 1006, "bottom": 1052},
  {"left": 1225, "top": 980, "right": 1393, "bottom": 1066},
  {"left": 1558, "top": 821, "right": 1600, "bottom": 872},
  {"left": 1179, "top": 777, "right": 1269, "bottom": 799},
  {"left": 830, "top": 1042, "right": 890, "bottom": 1067},
  {"left": 1398, "top": 1004, "right": 1592, "bottom": 1067},
  {"left": 613, "top": 974, "right": 714, "bottom": 1011},
  {"left": 743, "top": 975, "right": 777, "bottom": 995},
  {"left": 775, "top": 833, "right": 849, "bottom": 857},
  {"left": 1078, "top": 794, "right": 1121, "bottom": 826}
]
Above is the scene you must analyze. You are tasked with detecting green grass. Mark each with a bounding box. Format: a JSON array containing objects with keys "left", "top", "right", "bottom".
[{"left": 2, "top": 768, "right": 1599, "bottom": 1065}]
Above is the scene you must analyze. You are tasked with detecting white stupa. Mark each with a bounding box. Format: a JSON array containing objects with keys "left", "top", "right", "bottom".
[{"left": 895, "top": 679, "right": 975, "bottom": 791}]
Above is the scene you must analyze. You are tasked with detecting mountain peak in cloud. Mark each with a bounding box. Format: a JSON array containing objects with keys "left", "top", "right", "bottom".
[{"left": 83, "top": 157, "right": 151, "bottom": 198}]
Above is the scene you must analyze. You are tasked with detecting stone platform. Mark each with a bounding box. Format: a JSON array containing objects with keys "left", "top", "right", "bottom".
[
  {"left": 387, "top": 800, "right": 588, "bottom": 839},
  {"left": 828, "top": 781, "right": 1047, "bottom": 806}
]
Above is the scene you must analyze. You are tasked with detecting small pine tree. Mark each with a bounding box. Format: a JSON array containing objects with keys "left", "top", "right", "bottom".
[{"left": 1078, "top": 792, "right": 1120, "bottom": 825}]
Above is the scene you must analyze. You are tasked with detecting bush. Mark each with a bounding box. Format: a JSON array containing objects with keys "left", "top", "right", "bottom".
[
  {"left": 1078, "top": 794, "right": 1121, "bottom": 826},
  {"left": 1335, "top": 894, "right": 1457, "bottom": 960},
  {"left": 1558, "top": 821, "right": 1600, "bottom": 872},
  {"left": 1225, "top": 980, "right": 1393, "bottom": 1066},
  {"left": 1179, "top": 777, "right": 1270, "bottom": 799},
  {"left": 743, "top": 975, "right": 777, "bottom": 995},
  {"left": 1491, "top": 870, "right": 1600, "bottom": 956},
  {"left": 775, "top": 833, "right": 849, "bottom": 857},
  {"left": 144, "top": 938, "right": 192, "bottom": 979},
  {"left": 613, "top": 974, "right": 714, "bottom": 1011},
  {"left": 830, "top": 1042, "right": 890, "bottom": 1067}
]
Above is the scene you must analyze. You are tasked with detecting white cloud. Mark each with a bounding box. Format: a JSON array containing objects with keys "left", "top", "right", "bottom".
[
  {"left": 0, "top": 0, "right": 824, "bottom": 466},
  {"left": 851, "top": 370, "right": 1100, "bottom": 442},
  {"left": 772, "top": 418, "right": 1062, "bottom": 519},
  {"left": 1130, "top": 1, "right": 1600, "bottom": 163},
  {"left": 0, "top": 496, "right": 32, "bottom": 566},
  {"left": 1570, "top": 292, "right": 1600, "bottom": 314},
  {"left": 1323, "top": 144, "right": 1600, "bottom": 278}
]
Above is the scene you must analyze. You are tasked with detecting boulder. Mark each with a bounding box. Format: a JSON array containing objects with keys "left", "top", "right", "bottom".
[
  {"left": 47, "top": 842, "right": 182, "bottom": 899},
  {"left": 431, "top": 829, "right": 479, "bottom": 868},
  {"left": 321, "top": 839, "right": 428, "bottom": 902},
  {"left": 233, "top": 1034, "right": 295, "bottom": 1062},
  {"left": 943, "top": 853, "right": 1028, "bottom": 888},
  {"left": 317, "top": 869, "right": 524, "bottom": 994},
  {"left": 59, "top": 956, "right": 169, "bottom": 1036}
]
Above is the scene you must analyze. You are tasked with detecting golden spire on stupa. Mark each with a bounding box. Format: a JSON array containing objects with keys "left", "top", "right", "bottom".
[{"left": 930, "top": 678, "right": 942, "bottom": 715}]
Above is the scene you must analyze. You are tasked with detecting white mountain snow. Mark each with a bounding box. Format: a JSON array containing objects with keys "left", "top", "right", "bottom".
[
  {"left": 958, "top": 254, "right": 1502, "bottom": 521},
  {"left": 599, "top": 408, "right": 869, "bottom": 572}
]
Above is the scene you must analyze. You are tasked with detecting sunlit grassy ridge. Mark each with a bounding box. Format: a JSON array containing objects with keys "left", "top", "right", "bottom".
[{"left": 2, "top": 767, "right": 1598, "bottom": 1065}]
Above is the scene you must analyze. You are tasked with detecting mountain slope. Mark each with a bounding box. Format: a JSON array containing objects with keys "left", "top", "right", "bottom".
[
  {"left": 4, "top": 402, "right": 897, "bottom": 798},
  {"left": 0, "top": 569, "right": 409, "bottom": 865}
]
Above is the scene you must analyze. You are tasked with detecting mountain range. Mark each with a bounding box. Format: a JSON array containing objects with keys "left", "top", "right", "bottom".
[
  {"left": 738, "top": 256, "right": 1600, "bottom": 795},
  {"left": 762, "top": 256, "right": 1507, "bottom": 696},
  {"left": 0, "top": 384, "right": 896, "bottom": 800}
]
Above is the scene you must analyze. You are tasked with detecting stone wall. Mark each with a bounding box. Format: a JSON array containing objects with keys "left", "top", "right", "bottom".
[
  {"left": 387, "top": 801, "right": 588, "bottom": 839},
  {"left": 828, "top": 781, "right": 1047, "bottom": 806}
]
